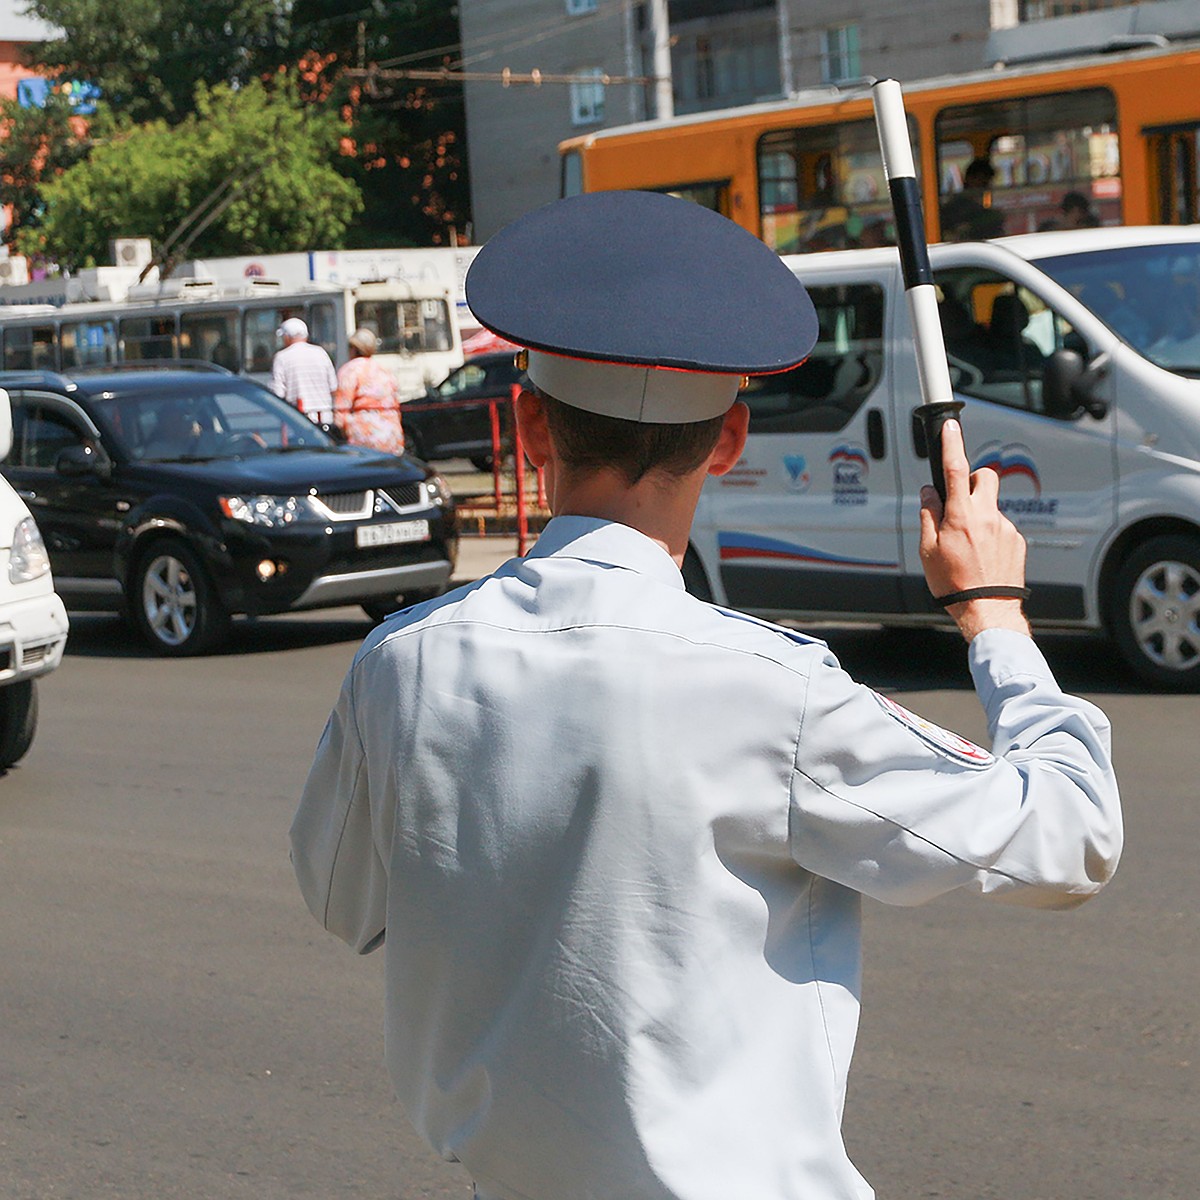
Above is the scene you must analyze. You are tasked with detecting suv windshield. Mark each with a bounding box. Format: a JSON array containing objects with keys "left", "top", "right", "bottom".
[
  {"left": 1033, "top": 243, "right": 1200, "bottom": 376},
  {"left": 94, "top": 379, "right": 337, "bottom": 462}
]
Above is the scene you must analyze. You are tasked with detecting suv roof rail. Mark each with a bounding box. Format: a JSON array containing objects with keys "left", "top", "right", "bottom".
[{"left": 68, "top": 358, "right": 234, "bottom": 376}]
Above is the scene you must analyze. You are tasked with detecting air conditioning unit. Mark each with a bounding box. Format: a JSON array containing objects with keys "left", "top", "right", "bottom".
[
  {"left": 110, "top": 237, "right": 154, "bottom": 270},
  {"left": 0, "top": 255, "right": 30, "bottom": 286}
]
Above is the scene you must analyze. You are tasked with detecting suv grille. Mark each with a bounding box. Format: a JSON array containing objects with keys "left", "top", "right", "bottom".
[
  {"left": 318, "top": 490, "right": 371, "bottom": 515},
  {"left": 382, "top": 483, "right": 422, "bottom": 510}
]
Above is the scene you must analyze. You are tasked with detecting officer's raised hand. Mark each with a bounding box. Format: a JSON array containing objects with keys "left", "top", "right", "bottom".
[{"left": 919, "top": 418, "right": 1031, "bottom": 642}]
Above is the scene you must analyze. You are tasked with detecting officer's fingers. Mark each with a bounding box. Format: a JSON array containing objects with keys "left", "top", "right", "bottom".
[
  {"left": 939, "top": 420, "right": 971, "bottom": 510},
  {"left": 920, "top": 482, "right": 943, "bottom": 523},
  {"left": 919, "top": 494, "right": 940, "bottom": 556},
  {"left": 969, "top": 465, "right": 1000, "bottom": 505}
]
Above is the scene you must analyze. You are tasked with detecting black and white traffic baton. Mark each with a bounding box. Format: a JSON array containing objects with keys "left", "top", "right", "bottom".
[{"left": 871, "top": 77, "right": 963, "bottom": 502}]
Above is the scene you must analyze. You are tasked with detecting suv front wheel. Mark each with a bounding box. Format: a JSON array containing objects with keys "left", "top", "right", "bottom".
[{"left": 132, "top": 539, "right": 230, "bottom": 656}]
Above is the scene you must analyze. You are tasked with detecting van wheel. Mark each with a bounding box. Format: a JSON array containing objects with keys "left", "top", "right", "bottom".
[
  {"left": 681, "top": 547, "right": 714, "bottom": 602},
  {"left": 0, "top": 680, "right": 37, "bottom": 769},
  {"left": 133, "top": 540, "right": 230, "bottom": 656},
  {"left": 1108, "top": 535, "right": 1200, "bottom": 689}
]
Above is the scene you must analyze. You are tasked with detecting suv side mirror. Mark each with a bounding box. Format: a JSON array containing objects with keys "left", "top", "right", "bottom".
[
  {"left": 56, "top": 443, "right": 110, "bottom": 478},
  {"left": 1043, "top": 349, "right": 1109, "bottom": 421}
]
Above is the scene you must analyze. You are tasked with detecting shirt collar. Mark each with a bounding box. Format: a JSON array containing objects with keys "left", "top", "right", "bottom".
[{"left": 525, "top": 516, "right": 685, "bottom": 590}]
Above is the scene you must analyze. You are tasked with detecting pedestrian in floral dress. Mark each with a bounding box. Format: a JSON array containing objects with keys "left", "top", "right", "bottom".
[{"left": 334, "top": 328, "right": 406, "bottom": 455}]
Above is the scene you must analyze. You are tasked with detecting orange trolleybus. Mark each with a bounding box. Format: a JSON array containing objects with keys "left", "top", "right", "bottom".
[{"left": 559, "top": 40, "right": 1200, "bottom": 253}]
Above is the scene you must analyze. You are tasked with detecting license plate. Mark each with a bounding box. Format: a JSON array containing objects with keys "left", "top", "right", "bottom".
[{"left": 356, "top": 519, "right": 430, "bottom": 548}]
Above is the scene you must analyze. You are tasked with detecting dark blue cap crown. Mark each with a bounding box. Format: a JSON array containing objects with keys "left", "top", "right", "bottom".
[{"left": 466, "top": 190, "right": 817, "bottom": 375}]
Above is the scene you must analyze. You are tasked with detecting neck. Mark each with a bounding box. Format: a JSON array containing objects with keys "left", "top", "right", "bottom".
[{"left": 549, "top": 467, "right": 704, "bottom": 566}]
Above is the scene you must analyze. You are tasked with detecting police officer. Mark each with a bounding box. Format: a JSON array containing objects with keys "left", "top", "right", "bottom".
[{"left": 291, "top": 190, "right": 1121, "bottom": 1200}]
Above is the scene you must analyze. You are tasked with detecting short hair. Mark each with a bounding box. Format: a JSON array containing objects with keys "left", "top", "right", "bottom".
[
  {"left": 1061, "top": 191, "right": 1089, "bottom": 213},
  {"left": 537, "top": 389, "right": 727, "bottom": 487}
]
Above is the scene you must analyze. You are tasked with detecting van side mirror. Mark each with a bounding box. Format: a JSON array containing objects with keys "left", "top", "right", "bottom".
[
  {"left": 1043, "top": 349, "right": 1109, "bottom": 420},
  {"left": 56, "top": 443, "right": 110, "bottom": 479}
]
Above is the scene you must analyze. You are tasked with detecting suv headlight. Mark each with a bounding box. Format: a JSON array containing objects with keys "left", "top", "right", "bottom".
[
  {"left": 218, "top": 494, "right": 322, "bottom": 528},
  {"left": 425, "top": 474, "right": 454, "bottom": 507},
  {"left": 10, "top": 516, "right": 51, "bottom": 583}
]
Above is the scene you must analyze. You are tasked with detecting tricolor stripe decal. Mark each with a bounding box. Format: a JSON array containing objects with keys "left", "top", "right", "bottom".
[{"left": 718, "top": 532, "right": 897, "bottom": 570}]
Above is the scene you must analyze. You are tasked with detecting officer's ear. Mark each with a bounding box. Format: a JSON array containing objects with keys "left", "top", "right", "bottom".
[
  {"left": 514, "top": 388, "right": 552, "bottom": 468},
  {"left": 707, "top": 401, "right": 749, "bottom": 477}
]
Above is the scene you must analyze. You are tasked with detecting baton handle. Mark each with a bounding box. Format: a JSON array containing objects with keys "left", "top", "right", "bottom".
[
  {"left": 915, "top": 400, "right": 964, "bottom": 503},
  {"left": 872, "top": 77, "right": 961, "bottom": 500}
]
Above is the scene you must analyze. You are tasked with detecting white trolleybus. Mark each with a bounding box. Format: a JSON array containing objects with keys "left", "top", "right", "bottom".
[{"left": 0, "top": 275, "right": 463, "bottom": 402}]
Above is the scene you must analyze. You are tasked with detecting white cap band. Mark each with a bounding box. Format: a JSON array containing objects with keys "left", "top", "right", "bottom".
[{"left": 526, "top": 350, "right": 741, "bottom": 424}]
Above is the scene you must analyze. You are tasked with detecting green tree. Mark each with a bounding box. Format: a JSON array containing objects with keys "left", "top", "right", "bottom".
[
  {"left": 290, "top": 0, "right": 469, "bottom": 247},
  {"left": 17, "top": 77, "right": 363, "bottom": 270},
  {"left": 22, "top": 0, "right": 291, "bottom": 121},
  {"left": 0, "top": 87, "right": 91, "bottom": 251}
]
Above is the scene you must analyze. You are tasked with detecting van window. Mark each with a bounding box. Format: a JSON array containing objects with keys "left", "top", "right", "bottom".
[
  {"left": 742, "top": 283, "right": 884, "bottom": 433},
  {"left": 936, "top": 267, "right": 1083, "bottom": 417}
]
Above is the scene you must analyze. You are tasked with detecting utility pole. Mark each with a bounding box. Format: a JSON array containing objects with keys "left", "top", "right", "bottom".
[
  {"left": 649, "top": 0, "right": 674, "bottom": 121},
  {"left": 777, "top": 0, "right": 794, "bottom": 97}
]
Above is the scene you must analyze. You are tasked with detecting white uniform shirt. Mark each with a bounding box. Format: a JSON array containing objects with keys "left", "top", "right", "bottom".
[
  {"left": 270, "top": 340, "right": 338, "bottom": 417},
  {"left": 291, "top": 516, "right": 1122, "bottom": 1200}
]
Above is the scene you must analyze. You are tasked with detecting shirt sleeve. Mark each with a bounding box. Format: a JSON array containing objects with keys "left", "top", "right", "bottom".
[
  {"left": 290, "top": 668, "right": 388, "bottom": 953},
  {"left": 270, "top": 354, "right": 286, "bottom": 399},
  {"left": 788, "top": 628, "right": 1122, "bottom": 909}
]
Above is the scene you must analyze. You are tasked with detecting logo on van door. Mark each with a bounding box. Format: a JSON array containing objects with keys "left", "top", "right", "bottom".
[
  {"left": 973, "top": 443, "right": 1040, "bottom": 495},
  {"left": 830, "top": 445, "right": 868, "bottom": 505},
  {"left": 973, "top": 442, "right": 1059, "bottom": 523},
  {"left": 783, "top": 454, "right": 811, "bottom": 492}
]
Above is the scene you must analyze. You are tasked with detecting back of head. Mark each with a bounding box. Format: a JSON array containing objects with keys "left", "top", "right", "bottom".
[
  {"left": 465, "top": 190, "right": 817, "bottom": 483},
  {"left": 278, "top": 316, "right": 309, "bottom": 342}
]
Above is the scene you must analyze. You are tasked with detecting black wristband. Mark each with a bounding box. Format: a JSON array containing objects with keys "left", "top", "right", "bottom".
[{"left": 933, "top": 585, "right": 1031, "bottom": 607}]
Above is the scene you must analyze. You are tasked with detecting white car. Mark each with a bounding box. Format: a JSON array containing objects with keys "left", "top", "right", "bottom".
[
  {"left": 0, "top": 387, "right": 68, "bottom": 768},
  {"left": 685, "top": 226, "right": 1200, "bottom": 690}
]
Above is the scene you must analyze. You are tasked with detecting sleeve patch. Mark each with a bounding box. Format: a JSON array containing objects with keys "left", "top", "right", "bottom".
[{"left": 873, "top": 691, "right": 995, "bottom": 768}]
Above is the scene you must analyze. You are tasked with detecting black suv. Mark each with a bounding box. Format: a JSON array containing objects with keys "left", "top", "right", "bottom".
[
  {"left": 403, "top": 351, "right": 524, "bottom": 469},
  {"left": 0, "top": 367, "right": 458, "bottom": 654}
]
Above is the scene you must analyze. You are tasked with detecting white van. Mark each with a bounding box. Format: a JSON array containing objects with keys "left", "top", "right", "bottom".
[
  {"left": 686, "top": 226, "right": 1200, "bottom": 690},
  {"left": 0, "top": 387, "right": 68, "bottom": 767}
]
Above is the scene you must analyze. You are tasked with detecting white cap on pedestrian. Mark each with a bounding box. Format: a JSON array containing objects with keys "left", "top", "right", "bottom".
[{"left": 278, "top": 317, "right": 308, "bottom": 340}]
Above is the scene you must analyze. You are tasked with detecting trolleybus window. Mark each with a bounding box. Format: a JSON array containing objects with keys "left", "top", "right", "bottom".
[
  {"left": 1147, "top": 123, "right": 1200, "bottom": 225},
  {"left": 120, "top": 315, "right": 177, "bottom": 360},
  {"left": 180, "top": 310, "right": 239, "bottom": 370},
  {"left": 308, "top": 302, "right": 338, "bottom": 360},
  {"left": 2, "top": 324, "right": 57, "bottom": 371},
  {"left": 60, "top": 318, "right": 118, "bottom": 368},
  {"left": 757, "top": 119, "right": 906, "bottom": 254},
  {"left": 935, "top": 87, "right": 1119, "bottom": 238}
]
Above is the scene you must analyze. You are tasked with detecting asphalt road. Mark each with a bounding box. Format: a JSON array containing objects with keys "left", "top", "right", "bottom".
[{"left": 2, "top": 558, "right": 1197, "bottom": 1200}]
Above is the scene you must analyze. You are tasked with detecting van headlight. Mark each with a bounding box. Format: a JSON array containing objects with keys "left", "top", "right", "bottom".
[
  {"left": 218, "top": 494, "right": 321, "bottom": 527},
  {"left": 10, "top": 516, "right": 51, "bottom": 583}
]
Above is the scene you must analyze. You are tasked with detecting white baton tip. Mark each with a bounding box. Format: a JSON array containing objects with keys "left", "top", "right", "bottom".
[{"left": 872, "top": 78, "right": 915, "bottom": 182}]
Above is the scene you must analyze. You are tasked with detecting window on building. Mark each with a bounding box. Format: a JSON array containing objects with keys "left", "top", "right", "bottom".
[
  {"left": 565, "top": 0, "right": 597, "bottom": 12},
  {"left": 1019, "top": 0, "right": 1126, "bottom": 18},
  {"left": 570, "top": 68, "right": 606, "bottom": 126},
  {"left": 819, "top": 24, "right": 860, "bottom": 85}
]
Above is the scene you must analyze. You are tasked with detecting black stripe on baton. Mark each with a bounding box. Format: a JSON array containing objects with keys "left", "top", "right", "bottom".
[{"left": 887, "top": 176, "right": 934, "bottom": 290}]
